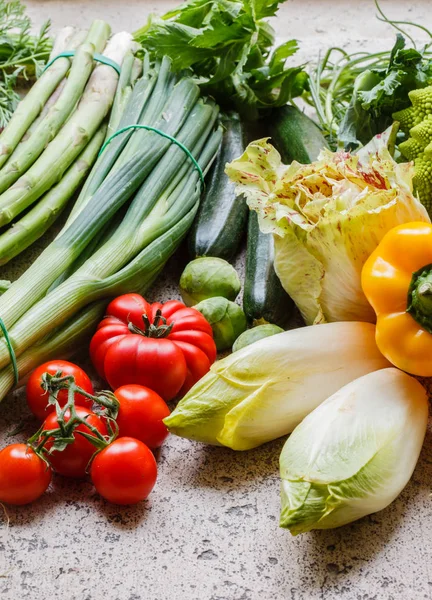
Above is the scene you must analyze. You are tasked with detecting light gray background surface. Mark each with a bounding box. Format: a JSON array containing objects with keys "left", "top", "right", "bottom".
[{"left": 1, "top": 2, "right": 432, "bottom": 599}]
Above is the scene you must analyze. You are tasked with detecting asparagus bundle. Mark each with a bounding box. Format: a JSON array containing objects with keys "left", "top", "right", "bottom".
[
  {"left": 0, "top": 57, "right": 222, "bottom": 399},
  {"left": 0, "top": 22, "right": 136, "bottom": 263}
]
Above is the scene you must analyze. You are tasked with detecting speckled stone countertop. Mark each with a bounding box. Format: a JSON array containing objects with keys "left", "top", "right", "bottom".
[{"left": 1, "top": 2, "right": 432, "bottom": 599}]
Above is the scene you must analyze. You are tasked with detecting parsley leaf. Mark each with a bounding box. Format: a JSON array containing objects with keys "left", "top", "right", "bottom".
[{"left": 134, "top": 0, "right": 306, "bottom": 120}]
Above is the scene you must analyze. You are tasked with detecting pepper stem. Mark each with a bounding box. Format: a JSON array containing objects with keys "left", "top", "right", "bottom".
[{"left": 407, "top": 263, "right": 432, "bottom": 333}]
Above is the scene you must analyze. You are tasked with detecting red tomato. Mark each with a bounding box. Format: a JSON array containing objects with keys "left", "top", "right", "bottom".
[
  {"left": 89, "top": 295, "right": 216, "bottom": 400},
  {"left": 26, "top": 360, "right": 94, "bottom": 421},
  {"left": 114, "top": 385, "right": 170, "bottom": 448},
  {"left": 90, "top": 437, "right": 157, "bottom": 505},
  {"left": 0, "top": 444, "right": 52, "bottom": 505},
  {"left": 42, "top": 407, "right": 107, "bottom": 478}
]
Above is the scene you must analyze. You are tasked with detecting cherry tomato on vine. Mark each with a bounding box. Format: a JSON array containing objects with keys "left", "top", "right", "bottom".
[
  {"left": 0, "top": 444, "right": 52, "bottom": 505},
  {"left": 26, "top": 360, "right": 94, "bottom": 421},
  {"left": 42, "top": 407, "right": 107, "bottom": 478},
  {"left": 114, "top": 385, "right": 170, "bottom": 448},
  {"left": 90, "top": 295, "right": 216, "bottom": 400},
  {"left": 90, "top": 437, "right": 157, "bottom": 505}
]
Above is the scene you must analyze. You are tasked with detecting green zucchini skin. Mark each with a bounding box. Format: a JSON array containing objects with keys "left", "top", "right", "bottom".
[
  {"left": 268, "top": 104, "right": 329, "bottom": 163},
  {"left": 244, "top": 210, "right": 294, "bottom": 328},
  {"left": 243, "top": 106, "right": 328, "bottom": 328},
  {"left": 188, "top": 113, "right": 248, "bottom": 261}
]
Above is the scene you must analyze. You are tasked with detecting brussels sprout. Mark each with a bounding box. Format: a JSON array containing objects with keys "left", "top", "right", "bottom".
[
  {"left": 195, "top": 297, "right": 247, "bottom": 351},
  {"left": 180, "top": 257, "right": 241, "bottom": 306},
  {"left": 232, "top": 324, "right": 284, "bottom": 352}
]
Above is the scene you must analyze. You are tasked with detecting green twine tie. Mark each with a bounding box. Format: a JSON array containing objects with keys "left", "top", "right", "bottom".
[
  {"left": 43, "top": 51, "right": 121, "bottom": 75},
  {"left": 0, "top": 318, "right": 18, "bottom": 385},
  {"left": 99, "top": 125, "right": 205, "bottom": 188}
]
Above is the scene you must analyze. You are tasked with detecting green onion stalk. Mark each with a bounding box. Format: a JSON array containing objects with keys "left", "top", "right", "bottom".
[
  {"left": 0, "top": 58, "right": 216, "bottom": 327},
  {"left": 66, "top": 56, "right": 155, "bottom": 224},
  {"left": 0, "top": 59, "right": 222, "bottom": 398},
  {"left": 106, "top": 50, "right": 142, "bottom": 140}
]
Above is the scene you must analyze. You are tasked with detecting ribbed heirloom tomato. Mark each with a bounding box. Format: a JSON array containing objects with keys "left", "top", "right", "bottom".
[{"left": 90, "top": 294, "right": 217, "bottom": 400}]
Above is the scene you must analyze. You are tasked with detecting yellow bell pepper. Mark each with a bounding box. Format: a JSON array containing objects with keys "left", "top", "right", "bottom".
[{"left": 362, "top": 221, "right": 432, "bottom": 376}]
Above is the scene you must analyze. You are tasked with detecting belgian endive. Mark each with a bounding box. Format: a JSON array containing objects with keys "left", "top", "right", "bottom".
[
  {"left": 164, "top": 322, "right": 390, "bottom": 450},
  {"left": 280, "top": 368, "right": 428, "bottom": 534}
]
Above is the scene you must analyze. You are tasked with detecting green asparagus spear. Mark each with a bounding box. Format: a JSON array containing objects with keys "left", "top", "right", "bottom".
[
  {"left": 0, "top": 28, "right": 85, "bottom": 169},
  {"left": 0, "top": 31, "right": 133, "bottom": 227},
  {"left": 0, "top": 21, "right": 111, "bottom": 194}
]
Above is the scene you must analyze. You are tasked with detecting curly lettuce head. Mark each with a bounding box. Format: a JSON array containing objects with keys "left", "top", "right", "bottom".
[{"left": 226, "top": 133, "right": 430, "bottom": 324}]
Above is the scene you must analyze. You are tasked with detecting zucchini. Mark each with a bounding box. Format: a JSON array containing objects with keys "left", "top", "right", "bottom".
[
  {"left": 243, "top": 106, "right": 328, "bottom": 328},
  {"left": 268, "top": 104, "right": 329, "bottom": 163},
  {"left": 188, "top": 113, "right": 248, "bottom": 261},
  {"left": 244, "top": 210, "right": 294, "bottom": 328}
]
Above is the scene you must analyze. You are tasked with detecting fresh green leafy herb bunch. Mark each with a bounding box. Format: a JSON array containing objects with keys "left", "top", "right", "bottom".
[
  {"left": 134, "top": 0, "right": 307, "bottom": 120},
  {"left": 306, "top": 1, "right": 432, "bottom": 149},
  {"left": 0, "top": 0, "right": 51, "bottom": 127}
]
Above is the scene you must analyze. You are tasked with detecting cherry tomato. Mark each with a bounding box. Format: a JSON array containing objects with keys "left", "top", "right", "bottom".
[
  {"left": 114, "top": 385, "right": 170, "bottom": 448},
  {"left": 90, "top": 437, "right": 157, "bottom": 505},
  {"left": 42, "top": 407, "right": 107, "bottom": 478},
  {"left": 90, "top": 295, "right": 216, "bottom": 400},
  {"left": 26, "top": 360, "right": 94, "bottom": 421},
  {"left": 0, "top": 444, "right": 52, "bottom": 505}
]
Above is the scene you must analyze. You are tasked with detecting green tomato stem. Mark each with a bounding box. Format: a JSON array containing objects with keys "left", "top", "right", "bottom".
[
  {"left": 128, "top": 309, "right": 175, "bottom": 339},
  {"left": 28, "top": 372, "right": 120, "bottom": 461}
]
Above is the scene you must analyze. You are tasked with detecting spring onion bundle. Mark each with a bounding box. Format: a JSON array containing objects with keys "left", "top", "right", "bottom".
[
  {"left": 0, "top": 57, "right": 221, "bottom": 398},
  {"left": 0, "top": 22, "right": 135, "bottom": 263}
]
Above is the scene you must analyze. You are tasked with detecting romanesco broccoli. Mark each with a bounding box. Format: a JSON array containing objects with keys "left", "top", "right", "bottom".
[
  {"left": 398, "top": 137, "right": 424, "bottom": 161},
  {"left": 393, "top": 85, "right": 432, "bottom": 213}
]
